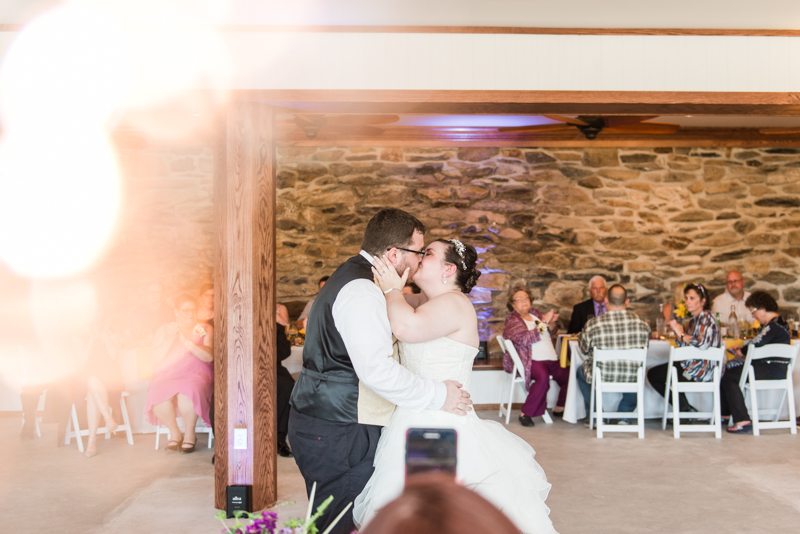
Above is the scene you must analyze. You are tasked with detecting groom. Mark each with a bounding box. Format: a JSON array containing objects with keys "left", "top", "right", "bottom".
[{"left": 288, "top": 208, "right": 473, "bottom": 534}]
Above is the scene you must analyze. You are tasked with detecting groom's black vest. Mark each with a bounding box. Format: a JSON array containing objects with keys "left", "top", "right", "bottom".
[{"left": 290, "top": 254, "right": 374, "bottom": 424}]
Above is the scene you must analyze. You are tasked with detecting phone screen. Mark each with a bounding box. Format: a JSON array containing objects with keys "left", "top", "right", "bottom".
[{"left": 405, "top": 428, "right": 457, "bottom": 481}]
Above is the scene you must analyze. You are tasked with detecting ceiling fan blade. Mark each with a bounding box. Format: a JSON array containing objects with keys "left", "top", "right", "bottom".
[
  {"left": 543, "top": 114, "right": 589, "bottom": 126},
  {"left": 328, "top": 125, "right": 385, "bottom": 136},
  {"left": 325, "top": 114, "right": 400, "bottom": 126},
  {"left": 604, "top": 123, "right": 680, "bottom": 135},
  {"left": 602, "top": 115, "right": 660, "bottom": 128},
  {"left": 759, "top": 127, "right": 800, "bottom": 135},
  {"left": 498, "top": 123, "right": 574, "bottom": 133}
]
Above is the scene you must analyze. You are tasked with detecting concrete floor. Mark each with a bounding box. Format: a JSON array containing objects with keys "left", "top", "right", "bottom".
[{"left": 3, "top": 411, "right": 800, "bottom": 533}]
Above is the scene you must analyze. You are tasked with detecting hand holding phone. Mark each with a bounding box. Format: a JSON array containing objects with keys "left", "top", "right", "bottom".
[{"left": 405, "top": 428, "right": 457, "bottom": 482}]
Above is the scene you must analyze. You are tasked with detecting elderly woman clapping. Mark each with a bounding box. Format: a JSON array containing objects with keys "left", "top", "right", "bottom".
[{"left": 502, "top": 286, "right": 569, "bottom": 426}]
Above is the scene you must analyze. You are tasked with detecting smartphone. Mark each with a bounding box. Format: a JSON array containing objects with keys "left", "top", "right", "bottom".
[{"left": 405, "top": 428, "right": 457, "bottom": 481}]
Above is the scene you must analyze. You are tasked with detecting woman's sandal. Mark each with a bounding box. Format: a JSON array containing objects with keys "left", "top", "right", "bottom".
[
  {"left": 104, "top": 416, "right": 119, "bottom": 436},
  {"left": 165, "top": 438, "right": 183, "bottom": 452},
  {"left": 180, "top": 440, "right": 197, "bottom": 454},
  {"left": 726, "top": 423, "right": 753, "bottom": 434}
]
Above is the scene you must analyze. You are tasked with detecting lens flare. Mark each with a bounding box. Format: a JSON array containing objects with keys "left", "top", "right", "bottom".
[
  {"left": 0, "top": 2, "right": 130, "bottom": 131},
  {"left": 0, "top": 133, "right": 121, "bottom": 278}
]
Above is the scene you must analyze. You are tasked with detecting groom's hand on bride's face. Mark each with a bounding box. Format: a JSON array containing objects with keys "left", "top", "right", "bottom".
[{"left": 442, "top": 380, "right": 473, "bottom": 416}]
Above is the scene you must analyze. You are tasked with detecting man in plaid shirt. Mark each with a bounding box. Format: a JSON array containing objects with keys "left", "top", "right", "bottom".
[{"left": 575, "top": 284, "right": 651, "bottom": 422}]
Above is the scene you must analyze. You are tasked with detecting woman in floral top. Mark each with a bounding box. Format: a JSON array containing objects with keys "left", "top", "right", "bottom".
[
  {"left": 648, "top": 283, "right": 721, "bottom": 415},
  {"left": 502, "top": 285, "right": 569, "bottom": 427}
]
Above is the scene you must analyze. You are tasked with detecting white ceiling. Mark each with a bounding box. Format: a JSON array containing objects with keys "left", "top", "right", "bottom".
[{"left": 3, "top": 0, "right": 800, "bottom": 29}]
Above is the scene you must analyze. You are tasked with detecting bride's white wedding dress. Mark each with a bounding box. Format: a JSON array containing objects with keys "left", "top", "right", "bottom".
[{"left": 353, "top": 337, "right": 558, "bottom": 534}]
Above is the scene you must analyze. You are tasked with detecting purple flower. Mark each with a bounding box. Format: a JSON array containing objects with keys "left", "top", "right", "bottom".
[{"left": 253, "top": 515, "right": 277, "bottom": 532}]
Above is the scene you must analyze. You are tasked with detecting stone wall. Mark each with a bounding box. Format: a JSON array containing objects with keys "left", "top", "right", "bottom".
[
  {"left": 101, "top": 144, "right": 800, "bottom": 341},
  {"left": 276, "top": 146, "right": 800, "bottom": 341}
]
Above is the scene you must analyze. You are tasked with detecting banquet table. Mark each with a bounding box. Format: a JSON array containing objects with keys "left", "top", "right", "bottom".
[{"left": 555, "top": 334, "right": 577, "bottom": 368}]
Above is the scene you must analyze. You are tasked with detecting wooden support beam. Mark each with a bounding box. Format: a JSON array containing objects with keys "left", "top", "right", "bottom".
[
  {"left": 214, "top": 103, "right": 277, "bottom": 510},
  {"left": 244, "top": 89, "right": 800, "bottom": 116},
  {"left": 274, "top": 126, "right": 800, "bottom": 148}
]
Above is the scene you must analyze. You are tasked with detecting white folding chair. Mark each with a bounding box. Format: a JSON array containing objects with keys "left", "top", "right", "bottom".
[
  {"left": 589, "top": 347, "right": 648, "bottom": 439},
  {"left": 21, "top": 388, "right": 45, "bottom": 438},
  {"left": 65, "top": 391, "right": 134, "bottom": 452},
  {"left": 496, "top": 335, "right": 553, "bottom": 425},
  {"left": 155, "top": 418, "right": 215, "bottom": 449},
  {"left": 20, "top": 347, "right": 43, "bottom": 438},
  {"left": 739, "top": 343, "right": 800, "bottom": 436},
  {"left": 22, "top": 417, "right": 42, "bottom": 438},
  {"left": 660, "top": 345, "right": 724, "bottom": 438}
]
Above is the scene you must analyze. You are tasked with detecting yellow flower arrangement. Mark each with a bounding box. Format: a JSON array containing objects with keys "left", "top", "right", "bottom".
[{"left": 673, "top": 300, "right": 687, "bottom": 319}]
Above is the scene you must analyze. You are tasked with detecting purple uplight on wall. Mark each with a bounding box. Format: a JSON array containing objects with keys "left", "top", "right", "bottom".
[{"left": 394, "top": 115, "right": 560, "bottom": 128}]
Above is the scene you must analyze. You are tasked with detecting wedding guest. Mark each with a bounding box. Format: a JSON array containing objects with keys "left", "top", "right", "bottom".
[
  {"left": 712, "top": 270, "right": 753, "bottom": 325},
  {"left": 568, "top": 275, "right": 608, "bottom": 334},
  {"left": 575, "top": 285, "right": 650, "bottom": 425},
  {"left": 648, "top": 283, "right": 721, "bottom": 417},
  {"left": 145, "top": 294, "right": 213, "bottom": 453},
  {"left": 720, "top": 291, "right": 791, "bottom": 434},
  {"left": 19, "top": 382, "right": 44, "bottom": 440},
  {"left": 75, "top": 316, "right": 125, "bottom": 457},
  {"left": 197, "top": 284, "right": 214, "bottom": 325},
  {"left": 402, "top": 282, "right": 421, "bottom": 295},
  {"left": 277, "top": 303, "right": 290, "bottom": 327},
  {"left": 296, "top": 276, "right": 329, "bottom": 329},
  {"left": 130, "top": 281, "right": 174, "bottom": 345},
  {"left": 276, "top": 320, "right": 295, "bottom": 457},
  {"left": 360, "top": 473, "right": 520, "bottom": 534},
  {"left": 502, "top": 285, "right": 568, "bottom": 426},
  {"left": 200, "top": 284, "right": 217, "bottom": 463}
]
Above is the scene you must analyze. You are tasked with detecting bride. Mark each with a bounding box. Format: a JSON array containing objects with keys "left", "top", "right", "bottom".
[{"left": 353, "top": 239, "right": 557, "bottom": 534}]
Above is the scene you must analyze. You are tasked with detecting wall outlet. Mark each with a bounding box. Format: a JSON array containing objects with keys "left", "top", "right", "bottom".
[{"left": 234, "top": 428, "right": 247, "bottom": 449}]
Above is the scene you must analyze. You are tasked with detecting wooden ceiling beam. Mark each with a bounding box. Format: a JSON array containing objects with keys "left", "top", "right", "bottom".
[
  {"left": 247, "top": 90, "right": 800, "bottom": 116},
  {"left": 275, "top": 126, "right": 800, "bottom": 148}
]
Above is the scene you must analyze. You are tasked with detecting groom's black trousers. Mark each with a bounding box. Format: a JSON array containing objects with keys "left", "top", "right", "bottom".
[{"left": 288, "top": 407, "right": 382, "bottom": 534}]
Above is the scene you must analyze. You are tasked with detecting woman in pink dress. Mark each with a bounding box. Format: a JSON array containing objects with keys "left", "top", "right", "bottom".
[{"left": 145, "top": 294, "right": 214, "bottom": 453}]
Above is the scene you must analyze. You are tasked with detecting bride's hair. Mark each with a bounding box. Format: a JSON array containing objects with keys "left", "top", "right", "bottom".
[{"left": 436, "top": 239, "right": 481, "bottom": 293}]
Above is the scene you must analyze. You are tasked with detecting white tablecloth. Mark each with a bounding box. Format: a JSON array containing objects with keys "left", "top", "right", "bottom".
[
  {"left": 284, "top": 346, "right": 304, "bottom": 376},
  {"left": 562, "top": 340, "right": 714, "bottom": 424}
]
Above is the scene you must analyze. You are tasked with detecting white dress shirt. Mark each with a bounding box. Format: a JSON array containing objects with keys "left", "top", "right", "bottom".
[
  {"left": 298, "top": 299, "right": 314, "bottom": 321},
  {"left": 712, "top": 290, "right": 753, "bottom": 325},
  {"left": 331, "top": 250, "right": 447, "bottom": 412}
]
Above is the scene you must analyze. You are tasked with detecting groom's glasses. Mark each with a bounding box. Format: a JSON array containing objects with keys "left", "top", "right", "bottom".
[{"left": 394, "top": 246, "right": 425, "bottom": 256}]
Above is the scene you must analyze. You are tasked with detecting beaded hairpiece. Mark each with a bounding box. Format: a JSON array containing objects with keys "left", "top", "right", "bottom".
[{"left": 448, "top": 239, "right": 468, "bottom": 270}]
